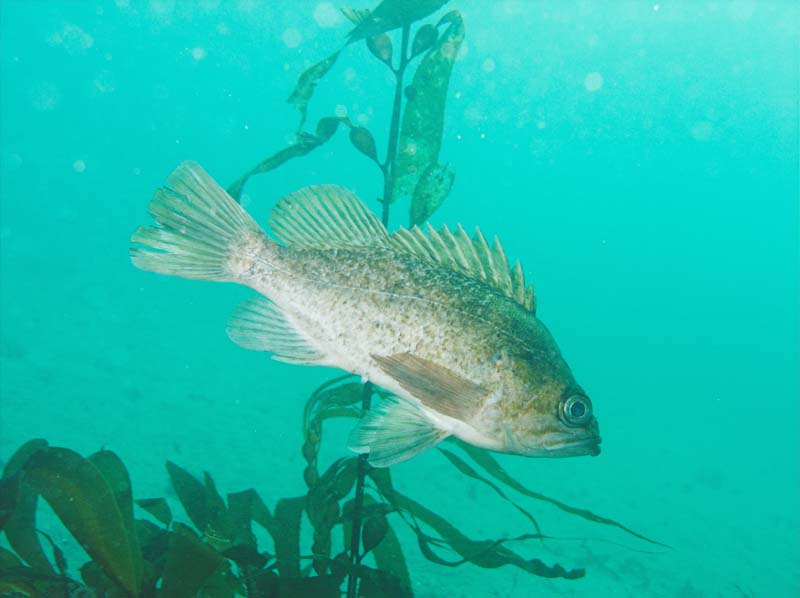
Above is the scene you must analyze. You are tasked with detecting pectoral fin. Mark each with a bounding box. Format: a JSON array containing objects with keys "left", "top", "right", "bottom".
[
  {"left": 347, "top": 396, "right": 449, "bottom": 467},
  {"left": 371, "top": 352, "right": 487, "bottom": 422}
]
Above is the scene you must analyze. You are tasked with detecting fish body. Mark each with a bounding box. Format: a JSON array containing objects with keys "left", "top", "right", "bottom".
[{"left": 131, "top": 162, "right": 601, "bottom": 466}]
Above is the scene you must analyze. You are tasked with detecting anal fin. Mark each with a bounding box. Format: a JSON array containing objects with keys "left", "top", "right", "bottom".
[
  {"left": 347, "top": 396, "right": 449, "bottom": 467},
  {"left": 227, "top": 296, "right": 323, "bottom": 364}
]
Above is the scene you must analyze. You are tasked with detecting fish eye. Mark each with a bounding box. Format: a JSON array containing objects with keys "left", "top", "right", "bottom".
[{"left": 559, "top": 395, "right": 592, "bottom": 426}]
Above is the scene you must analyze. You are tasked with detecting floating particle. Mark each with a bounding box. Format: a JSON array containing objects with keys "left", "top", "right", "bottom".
[
  {"left": 584, "top": 72, "right": 603, "bottom": 92},
  {"left": 73, "top": 160, "right": 86, "bottom": 173},
  {"left": 313, "top": 2, "right": 341, "bottom": 28},
  {"left": 335, "top": 104, "right": 348, "bottom": 117},
  {"left": 191, "top": 47, "right": 207, "bottom": 61},
  {"left": 31, "top": 82, "right": 61, "bottom": 111},
  {"left": 48, "top": 23, "right": 94, "bottom": 55},
  {"left": 482, "top": 58, "right": 496, "bottom": 73},
  {"left": 282, "top": 28, "right": 302, "bottom": 48}
]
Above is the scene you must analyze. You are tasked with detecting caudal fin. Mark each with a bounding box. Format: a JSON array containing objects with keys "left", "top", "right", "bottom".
[{"left": 130, "top": 161, "right": 269, "bottom": 282}]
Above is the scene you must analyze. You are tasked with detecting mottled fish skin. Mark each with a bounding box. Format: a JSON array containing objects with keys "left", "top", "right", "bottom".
[
  {"left": 242, "top": 242, "right": 598, "bottom": 455},
  {"left": 131, "top": 162, "right": 600, "bottom": 464}
]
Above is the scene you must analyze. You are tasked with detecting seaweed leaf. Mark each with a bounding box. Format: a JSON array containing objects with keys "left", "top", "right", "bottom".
[
  {"left": 228, "top": 116, "right": 350, "bottom": 201},
  {"left": 273, "top": 497, "right": 305, "bottom": 578},
  {"left": 165, "top": 461, "right": 209, "bottom": 533},
  {"left": 89, "top": 450, "right": 143, "bottom": 590},
  {"left": 23, "top": 447, "right": 141, "bottom": 595},
  {"left": 159, "top": 523, "right": 223, "bottom": 598},
  {"left": 347, "top": 0, "right": 450, "bottom": 42},
  {"left": 409, "top": 161, "right": 455, "bottom": 226},
  {"left": 307, "top": 458, "right": 358, "bottom": 574},
  {"left": 134, "top": 518, "right": 169, "bottom": 593},
  {"left": 257, "top": 573, "right": 342, "bottom": 598},
  {"left": 287, "top": 51, "right": 341, "bottom": 131},
  {"left": 36, "top": 530, "right": 67, "bottom": 576},
  {"left": 369, "top": 468, "right": 582, "bottom": 579},
  {"left": 0, "top": 546, "right": 23, "bottom": 568},
  {"left": 369, "top": 515, "right": 411, "bottom": 595},
  {"left": 1, "top": 438, "right": 52, "bottom": 573},
  {"left": 341, "top": 493, "right": 412, "bottom": 598},
  {"left": 341, "top": 6, "right": 371, "bottom": 26},
  {"left": 393, "top": 10, "right": 464, "bottom": 203},
  {"left": 367, "top": 33, "right": 393, "bottom": 65},
  {"left": 0, "top": 472, "right": 19, "bottom": 531},
  {"left": 135, "top": 498, "right": 172, "bottom": 527},
  {"left": 226, "top": 489, "right": 259, "bottom": 550},
  {"left": 350, "top": 126, "right": 380, "bottom": 163},
  {"left": 301, "top": 376, "right": 362, "bottom": 489},
  {"left": 437, "top": 447, "right": 541, "bottom": 535},
  {"left": 247, "top": 490, "right": 278, "bottom": 541},
  {"left": 453, "top": 440, "right": 666, "bottom": 547},
  {"left": 361, "top": 514, "right": 389, "bottom": 555},
  {"left": 81, "top": 561, "right": 130, "bottom": 598},
  {"left": 410, "top": 24, "right": 438, "bottom": 57}
]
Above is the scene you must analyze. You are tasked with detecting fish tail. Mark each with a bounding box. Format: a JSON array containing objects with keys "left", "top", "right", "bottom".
[{"left": 130, "top": 161, "right": 272, "bottom": 283}]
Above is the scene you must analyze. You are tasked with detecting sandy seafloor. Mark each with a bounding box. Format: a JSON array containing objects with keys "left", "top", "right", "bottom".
[{"left": 1, "top": 2, "right": 798, "bottom": 597}]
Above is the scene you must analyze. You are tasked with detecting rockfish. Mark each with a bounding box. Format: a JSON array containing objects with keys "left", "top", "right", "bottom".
[{"left": 130, "top": 162, "right": 601, "bottom": 466}]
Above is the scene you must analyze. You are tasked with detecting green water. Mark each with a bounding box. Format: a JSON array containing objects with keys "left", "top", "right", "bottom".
[{"left": 1, "top": 1, "right": 798, "bottom": 596}]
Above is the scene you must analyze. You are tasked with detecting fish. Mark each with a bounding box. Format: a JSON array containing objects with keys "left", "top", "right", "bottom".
[{"left": 130, "top": 162, "right": 601, "bottom": 467}]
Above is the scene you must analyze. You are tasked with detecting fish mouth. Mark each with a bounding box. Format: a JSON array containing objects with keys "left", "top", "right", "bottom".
[
  {"left": 573, "top": 436, "right": 602, "bottom": 457},
  {"left": 522, "top": 435, "right": 602, "bottom": 458}
]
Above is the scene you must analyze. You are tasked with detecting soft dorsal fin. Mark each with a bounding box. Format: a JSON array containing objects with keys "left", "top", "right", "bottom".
[
  {"left": 391, "top": 224, "right": 536, "bottom": 313},
  {"left": 269, "top": 185, "right": 391, "bottom": 249}
]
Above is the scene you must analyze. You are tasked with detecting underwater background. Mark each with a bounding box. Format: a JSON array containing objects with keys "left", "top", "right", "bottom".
[{"left": 1, "top": 1, "right": 798, "bottom": 597}]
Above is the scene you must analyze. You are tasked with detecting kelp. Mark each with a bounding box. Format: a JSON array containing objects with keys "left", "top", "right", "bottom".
[
  {"left": 1, "top": 439, "right": 53, "bottom": 574},
  {"left": 368, "top": 468, "right": 583, "bottom": 580},
  {"left": 394, "top": 10, "right": 464, "bottom": 212},
  {"left": 1, "top": 2, "right": 665, "bottom": 597},
  {"left": 451, "top": 439, "right": 668, "bottom": 547},
  {"left": 346, "top": 0, "right": 450, "bottom": 43},
  {"left": 0, "top": 434, "right": 660, "bottom": 596}
]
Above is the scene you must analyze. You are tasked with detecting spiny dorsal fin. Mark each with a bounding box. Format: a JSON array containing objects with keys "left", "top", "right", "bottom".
[
  {"left": 269, "top": 184, "right": 390, "bottom": 249},
  {"left": 391, "top": 224, "right": 537, "bottom": 313}
]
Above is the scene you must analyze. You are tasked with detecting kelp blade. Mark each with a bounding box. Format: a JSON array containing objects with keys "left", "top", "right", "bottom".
[
  {"left": 228, "top": 117, "right": 349, "bottom": 201},
  {"left": 1, "top": 439, "right": 53, "bottom": 573},
  {"left": 347, "top": 0, "right": 450, "bottom": 42},
  {"left": 453, "top": 440, "right": 666, "bottom": 547},
  {"left": 393, "top": 10, "right": 464, "bottom": 205},
  {"left": 369, "top": 469, "right": 582, "bottom": 579},
  {"left": 23, "top": 447, "right": 141, "bottom": 596},
  {"left": 159, "top": 523, "right": 224, "bottom": 598}
]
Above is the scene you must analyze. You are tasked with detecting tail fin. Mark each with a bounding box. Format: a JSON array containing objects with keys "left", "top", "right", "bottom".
[{"left": 130, "top": 161, "right": 270, "bottom": 282}]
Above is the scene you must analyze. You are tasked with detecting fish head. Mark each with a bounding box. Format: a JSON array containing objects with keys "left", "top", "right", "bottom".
[
  {"left": 498, "top": 329, "right": 601, "bottom": 458},
  {"left": 505, "top": 381, "right": 601, "bottom": 457}
]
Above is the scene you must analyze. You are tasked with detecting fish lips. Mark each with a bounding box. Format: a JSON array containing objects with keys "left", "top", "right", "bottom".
[
  {"left": 520, "top": 425, "right": 602, "bottom": 458},
  {"left": 542, "top": 435, "right": 601, "bottom": 457}
]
